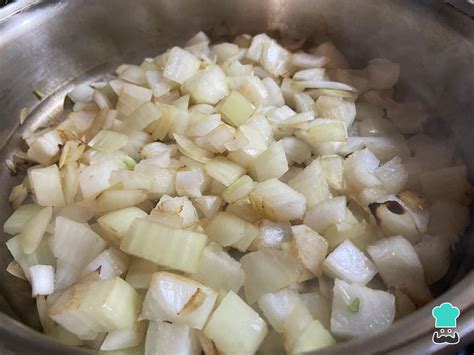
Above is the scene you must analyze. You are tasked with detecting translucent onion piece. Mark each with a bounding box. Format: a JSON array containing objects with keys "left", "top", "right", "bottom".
[
  {"left": 30, "top": 265, "right": 55, "bottom": 296},
  {"left": 30, "top": 165, "right": 65, "bottom": 207}
]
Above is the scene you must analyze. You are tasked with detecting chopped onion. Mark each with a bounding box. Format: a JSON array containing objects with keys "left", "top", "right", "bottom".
[
  {"left": 145, "top": 321, "right": 200, "bottom": 355},
  {"left": 220, "top": 91, "right": 254, "bottom": 127},
  {"left": 249, "top": 141, "right": 289, "bottom": 182},
  {"left": 141, "top": 272, "right": 217, "bottom": 329},
  {"left": 100, "top": 320, "right": 146, "bottom": 351},
  {"left": 30, "top": 165, "right": 65, "bottom": 207},
  {"left": 204, "top": 156, "right": 245, "bottom": 186},
  {"left": 288, "top": 159, "right": 330, "bottom": 208},
  {"left": 29, "top": 265, "right": 55, "bottom": 296},
  {"left": 20, "top": 206, "right": 52, "bottom": 254},
  {"left": 121, "top": 218, "right": 207, "bottom": 273},
  {"left": 304, "top": 196, "right": 347, "bottom": 233},
  {"left": 249, "top": 179, "right": 306, "bottom": 222},
  {"left": 203, "top": 291, "right": 267, "bottom": 354},
  {"left": 241, "top": 248, "right": 299, "bottom": 304}
]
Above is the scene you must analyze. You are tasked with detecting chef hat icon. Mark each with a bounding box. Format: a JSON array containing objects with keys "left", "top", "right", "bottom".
[{"left": 432, "top": 302, "right": 460, "bottom": 328}]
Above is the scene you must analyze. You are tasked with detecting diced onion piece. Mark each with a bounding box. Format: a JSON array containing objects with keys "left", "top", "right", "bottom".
[
  {"left": 205, "top": 212, "right": 259, "bottom": 252},
  {"left": 120, "top": 65, "right": 147, "bottom": 85},
  {"left": 294, "top": 80, "right": 356, "bottom": 92},
  {"left": 93, "top": 189, "right": 148, "bottom": 213},
  {"left": 183, "top": 65, "right": 228, "bottom": 105},
  {"left": 4, "top": 204, "right": 42, "bottom": 235},
  {"left": 221, "top": 175, "right": 254, "bottom": 203},
  {"left": 141, "top": 272, "right": 217, "bottom": 329},
  {"left": 249, "top": 179, "right": 306, "bottom": 222},
  {"left": 98, "top": 207, "right": 147, "bottom": 240},
  {"left": 68, "top": 84, "right": 94, "bottom": 103},
  {"left": 330, "top": 279, "right": 395, "bottom": 338},
  {"left": 288, "top": 159, "right": 330, "bottom": 208},
  {"left": 30, "top": 165, "right": 65, "bottom": 207},
  {"left": 6, "top": 236, "right": 54, "bottom": 280},
  {"left": 53, "top": 217, "right": 107, "bottom": 269},
  {"left": 164, "top": 47, "right": 201, "bottom": 84},
  {"left": 191, "top": 242, "right": 245, "bottom": 293},
  {"left": 109, "top": 170, "right": 153, "bottom": 190},
  {"left": 315, "top": 96, "right": 356, "bottom": 127},
  {"left": 241, "top": 248, "right": 299, "bottom": 304},
  {"left": 293, "top": 68, "right": 326, "bottom": 81},
  {"left": 125, "top": 257, "right": 159, "bottom": 289},
  {"left": 79, "top": 159, "right": 125, "bottom": 198},
  {"left": 367, "top": 236, "right": 431, "bottom": 306},
  {"left": 220, "top": 91, "right": 254, "bottom": 127},
  {"left": 174, "top": 134, "right": 214, "bottom": 163},
  {"left": 49, "top": 277, "right": 141, "bottom": 339},
  {"left": 292, "top": 225, "right": 328, "bottom": 276},
  {"left": 145, "top": 321, "right": 201, "bottom": 355},
  {"left": 27, "top": 130, "right": 63, "bottom": 165},
  {"left": 261, "top": 39, "right": 291, "bottom": 77},
  {"left": 323, "top": 240, "right": 377, "bottom": 285},
  {"left": 204, "top": 156, "right": 245, "bottom": 187},
  {"left": 250, "top": 141, "right": 288, "bottom": 182},
  {"left": 375, "top": 157, "right": 408, "bottom": 194},
  {"left": 9, "top": 184, "right": 28, "bottom": 210},
  {"left": 154, "top": 195, "right": 199, "bottom": 228},
  {"left": 343, "top": 148, "right": 381, "bottom": 192},
  {"left": 82, "top": 247, "right": 129, "bottom": 280},
  {"left": 100, "top": 320, "right": 146, "bottom": 351},
  {"left": 120, "top": 218, "right": 207, "bottom": 273},
  {"left": 203, "top": 291, "right": 267, "bottom": 354},
  {"left": 194, "top": 196, "right": 223, "bottom": 219},
  {"left": 280, "top": 137, "right": 312, "bottom": 165},
  {"left": 20, "top": 206, "right": 52, "bottom": 254},
  {"left": 88, "top": 130, "right": 129, "bottom": 153},
  {"left": 245, "top": 33, "right": 271, "bottom": 62},
  {"left": 126, "top": 102, "right": 162, "bottom": 130},
  {"left": 175, "top": 169, "right": 207, "bottom": 197},
  {"left": 262, "top": 77, "right": 284, "bottom": 107},
  {"left": 292, "top": 320, "right": 336, "bottom": 353},
  {"left": 306, "top": 119, "right": 348, "bottom": 143},
  {"left": 321, "top": 155, "right": 345, "bottom": 191},
  {"left": 117, "top": 83, "right": 153, "bottom": 116},
  {"left": 304, "top": 196, "right": 346, "bottom": 233},
  {"left": 7, "top": 260, "right": 27, "bottom": 280},
  {"left": 282, "top": 297, "right": 313, "bottom": 351},
  {"left": 258, "top": 288, "right": 304, "bottom": 334},
  {"left": 30, "top": 265, "right": 55, "bottom": 296}
]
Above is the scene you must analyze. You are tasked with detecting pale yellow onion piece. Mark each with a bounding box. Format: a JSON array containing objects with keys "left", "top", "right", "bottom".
[
  {"left": 145, "top": 321, "right": 200, "bottom": 355},
  {"left": 97, "top": 207, "right": 148, "bottom": 239},
  {"left": 100, "top": 320, "right": 147, "bottom": 351},
  {"left": 257, "top": 288, "right": 304, "bottom": 333},
  {"left": 204, "top": 156, "right": 245, "bottom": 187},
  {"left": 240, "top": 248, "right": 300, "bottom": 304},
  {"left": 220, "top": 90, "right": 254, "bottom": 127},
  {"left": 121, "top": 218, "right": 207, "bottom": 273},
  {"left": 183, "top": 65, "right": 228, "bottom": 105},
  {"left": 63, "top": 162, "right": 80, "bottom": 204},
  {"left": 141, "top": 272, "right": 217, "bottom": 330},
  {"left": 249, "top": 179, "right": 306, "bottom": 222},
  {"left": 88, "top": 130, "right": 129, "bottom": 153},
  {"left": 291, "top": 225, "right": 328, "bottom": 276},
  {"left": 163, "top": 47, "right": 201, "bottom": 84},
  {"left": 125, "top": 102, "right": 162, "bottom": 131},
  {"left": 323, "top": 239, "right": 377, "bottom": 285},
  {"left": 304, "top": 196, "right": 347, "bottom": 233},
  {"left": 125, "top": 257, "right": 159, "bottom": 289},
  {"left": 191, "top": 242, "right": 244, "bottom": 293},
  {"left": 320, "top": 155, "right": 345, "bottom": 191},
  {"left": 249, "top": 141, "right": 289, "bottom": 182},
  {"left": 116, "top": 83, "right": 153, "bottom": 116},
  {"left": 8, "top": 184, "right": 28, "bottom": 210},
  {"left": 29, "top": 165, "right": 65, "bottom": 207},
  {"left": 221, "top": 175, "right": 254, "bottom": 203},
  {"left": 6, "top": 260, "right": 27, "bottom": 280},
  {"left": 94, "top": 189, "right": 148, "bottom": 213},
  {"left": 49, "top": 277, "right": 142, "bottom": 338},
  {"left": 79, "top": 159, "right": 126, "bottom": 198},
  {"left": 205, "top": 212, "right": 258, "bottom": 252},
  {"left": 306, "top": 119, "right": 348, "bottom": 144},
  {"left": 3, "top": 203, "right": 42, "bottom": 235},
  {"left": 203, "top": 291, "right": 267, "bottom": 354},
  {"left": 292, "top": 320, "right": 336, "bottom": 353},
  {"left": 20, "top": 206, "right": 52, "bottom": 254},
  {"left": 288, "top": 158, "right": 330, "bottom": 208},
  {"left": 59, "top": 141, "right": 85, "bottom": 168},
  {"left": 174, "top": 134, "right": 214, "bottom": 163}
]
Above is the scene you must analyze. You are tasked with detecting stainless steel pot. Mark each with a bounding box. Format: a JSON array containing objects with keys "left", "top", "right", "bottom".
[{"left": 0, "top": 0, "right": 473, "bottom": 354}]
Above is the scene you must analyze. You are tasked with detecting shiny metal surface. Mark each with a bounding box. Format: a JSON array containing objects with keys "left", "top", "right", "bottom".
[{"left": 0, "top": 0, "right": 473, "bottom": 353}]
